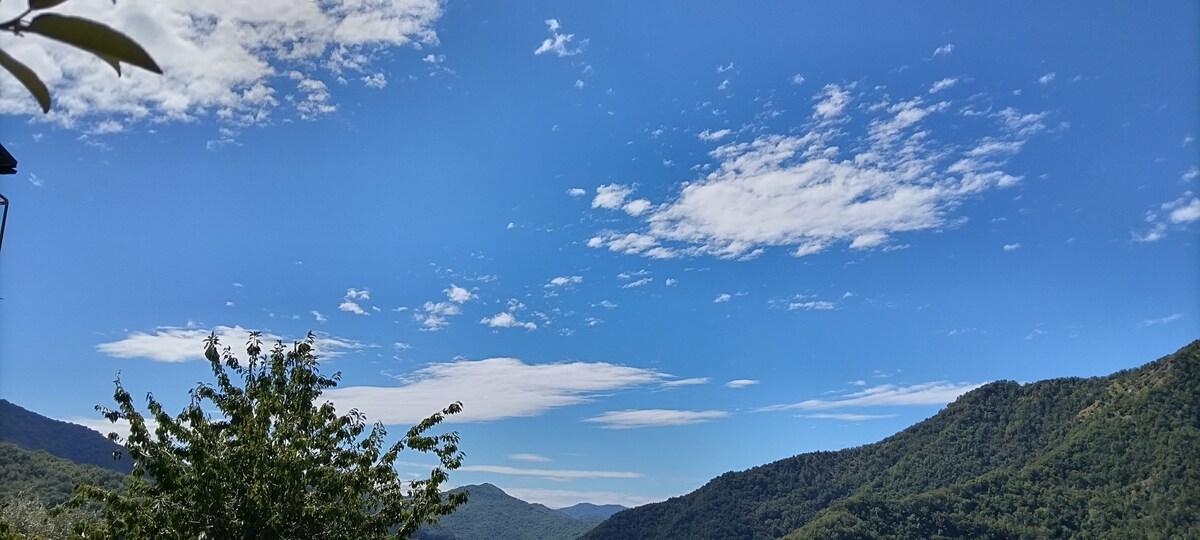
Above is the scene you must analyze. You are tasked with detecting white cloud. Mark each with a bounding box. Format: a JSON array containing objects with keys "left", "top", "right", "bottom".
[
  {"left": 790, "top": 74, "right": 805, "bottom": 85},
  {"left": 1003, "top": 243, "right": 1021, "bottom": 251},
  {"left": 592, "top": 184, "right": 633, "bottom": 210},
  {"left": 1037, "top": 72, "right": 1057, "bottom": 85},
  {"left": 325, "top": 357, "right": 666, "bottom": 424},
  {"left": 97, "top": 325, "right": 362, "bottom": 362},
  {"left": 339, "top": 300, "right": 367, "bottom": 315},
  {"left": 585, "top": 409, "right": 729, "bottom": 429},
  {"left": 932, "top": 43, "right": 955, "bottom": 57},
  {"left": 445, "top": 284, "right": 474, "bottom": 303},
  {"left": 621, "top": 277, "right": 652, "bottom": 288},
  {"left": 1137, "top": 194, "right": 1200, "bottom": 241},
  {"left": 623, "top": 199, "right": 652, "bottom": 216},
  {"left": 508, "top": 453, "right": 552, "bottom": 463},
  {"left": 546, "top": 275, "right": 583, "bottom": 287},
  {"left": 585, "top": 84, "right": 1043, "bottom": 260},
  {"left": 311, "top": 310, "right": 327, "bottom": 323},
  {"left": 567, "top": 187, "right": 587, "bottom": 197},
  {"left": 0, "top": 0, "right": 444, "bottom": 125},
  {"left": 480, "top": 311, "right": 537, "bottom": 331},
  {"left": 788, "top": 300, "right": 834, "bottom": 311},
  {"left": 1168, "top": 197, "right": 1200, "bottom": 223},
  {"left": 725, "top": 379, "right": 759, "bottom": 388},
  {"left": 414, "top": 284, "right": 473, "bottom": 331},
  {"left": 339, "top": 288, "right": 370, "bottom": 315},
  {"left": 1182, "top": 167, "right": 1198, "bottom": 182},
  {"left": 814, "top": 84, "right": 849, "bottom": 119},
  {"left": 460, "top": 464, "right": 640, "bottom": 479},
  {"left": 802, "top": 413, "right": 895, "bottom": 421},
  {"left": 28, "top": 173, "right": 44, "bottom": 187},
  {"left": 361, "top": 73, "right": 387, "bottom": 89},
  {"left": 929, "top": 77, "right": 958, "bottom": 93},
  {"left": 593, "top": 300, "right": 618, "bottom": 309},
  {"left": 500, "top": 487, "right": 664, "bottom": 509},
  {"left": 698, "top": 128, "right": 733, "bottom": 141},
  {"left": 662, "top": 377, "right": 709, "bottom": 388},
  {"left": 393, "top": 342, "right": 412, "bottom": 351},
  {"left": 534, "top": 18, "right": 584, "bottom": 57},
  {"left": 716, "top": 62, "right": 734, "bottom": 73},
  {"left": 664, "top": 278, "right": 677, "bottom": 286},
  {"left": 1138, "top": 313, "right": 1183, "bottom": 328},
  {"left": 713, "top": 293, "right": 732, "bottom": 303},
  {"left": 759, "top": 381, "right": 985, "bottom": 412}
]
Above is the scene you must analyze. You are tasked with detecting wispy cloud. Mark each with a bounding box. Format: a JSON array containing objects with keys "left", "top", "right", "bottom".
[
  {"left": 714, "top": 293, "right": 732, "bottom": 303},
  {"left": 534, "top": 18, "right": 585, "bottom": 57},
  {"left": 725, "top": 379, "right": 759, "bottom": 388},
  {"left": 698, "top": 128, "right": 733, "bottom": 141},
  {"left": 1138, "top": 313, "right": 1183, "bottom": 328},
  {"left": 1135, "top": 194, "right": 1200, "bottom": 242},
  {"left": 662, "top": 377, "right": 710, "bottom": 388},
  {"left": 414, "top": 284, "right": 473, "bottom": 331},
  {"left": 585, "top": 409, "right": 729, "bottom": 429},
  {"left": 508, "top": 453, "right": 552, "bottom": 463},
  {"left": 325, "top": 357, "right": 666, "bottom": 424},
  {"left": 929, "top": 77, "right": 958, "bottom": 93},
  {"left": 585, "top": 83, "right": 1042, "bottom": 259},
  {"left": 97, "top": 324, "right": 362, "bottom": 362},
  {"left": 759, "top": 381, "right": 984, "bottom": 412},
  {"left": 932, "top": 43, "right": 955, "bottom": 57},
  {"left": 546, "top": 275, "right": 583, "bottom": 288}
]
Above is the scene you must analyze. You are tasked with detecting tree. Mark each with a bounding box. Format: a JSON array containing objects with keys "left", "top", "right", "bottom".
[
  {"left": 72, "top": 332, "right": 467, "bottom": 539},
  {"left": 0, "top": 0, "right": 161, "bottom": 113}
]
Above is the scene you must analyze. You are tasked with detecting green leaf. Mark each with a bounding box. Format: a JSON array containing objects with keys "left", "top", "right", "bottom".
[
  {"left": 27, "top": 14, "right": 162, "bottom": 74},
  {"left": 0, "top": 49, "right": 51, "bottom": 113},
  {"left": 96, "top": 52, "right": 122, "bottom": 75},
  {"left": 29, "top": 0, "right": 71, "bottom": 10}
]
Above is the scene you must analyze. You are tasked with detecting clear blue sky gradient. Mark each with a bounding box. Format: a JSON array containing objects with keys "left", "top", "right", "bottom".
[{"left": 1, "top": 1, "right": 1197, "bottom": 507}]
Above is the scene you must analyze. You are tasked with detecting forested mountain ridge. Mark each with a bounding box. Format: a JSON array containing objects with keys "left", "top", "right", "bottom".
[
  {"left": 414, "top": 483, "right": 603, "bottom": 540},
  {"left": 0, "top": 399, "right": 130, "bottom": 474},
  {"left": 556, "top": 502, "right": 626, "bottom": 521},
  {"left": 0, "top": 441, "right": 128, "bottom": 507},
  {"left": 584, "top": 340, "right": 1200, "bottom": 539}
]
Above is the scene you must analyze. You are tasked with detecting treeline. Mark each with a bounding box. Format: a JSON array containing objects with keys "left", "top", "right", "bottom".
[{"left": 586, "top": 340, "right": 1200, "bottom": 539}]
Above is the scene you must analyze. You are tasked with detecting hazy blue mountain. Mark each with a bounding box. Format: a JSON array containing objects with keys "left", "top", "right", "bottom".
[
  {"left": 414, "top": 483, "right": 602, "bottom": 540},
  {"left": 585, "top": 340, "right": 1200, "bottom": 539},
  {"left": 555, "top": 502, "right": 626, "bottom": 521},
  {"left": 0, "top": 399, "right": 130, "bottom": 474}
]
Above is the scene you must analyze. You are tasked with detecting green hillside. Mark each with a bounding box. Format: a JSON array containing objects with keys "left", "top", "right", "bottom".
[
  {"left": 0, "top": 441, "right": 128, "bottom": 507},
  {"left": 414, "top": 484, "right": 601, "bottom": 540},
  {"left": 584, "top": 340, "right": 1200, "bottom": 539},
  {"left": 555, "top": 502, "right": 625, "bottom": 521},
  {"left": 0, "top": 399, "right": 130, "bottom": 474}
]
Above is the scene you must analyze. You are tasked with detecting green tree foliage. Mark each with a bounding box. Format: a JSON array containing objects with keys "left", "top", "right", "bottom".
[
  {"left": 72, "top": 332, "right": 467, "bottom": 539},
  {"left": 0, "top": 0, "right": 161, "bottom": 113},
  {"left": 585, "top": 340, "right": 1200, "bottom": 540}
]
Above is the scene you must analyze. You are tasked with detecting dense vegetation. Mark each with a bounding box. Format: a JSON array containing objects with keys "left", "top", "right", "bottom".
[
  {"left": 585, "top": 340, "right": 1200, "bottom": 539},
  {"left": 0, "top": 441, "right": 127, "bottom": 507},
  {"left": 73, "top": 332, "right": 466, "bottom": 539},
  {"left": 0, "top": 399, "right": 130, "bottom": 474},
  {"left": 414, "top": 484, "right": 603, "bottom": 540}
]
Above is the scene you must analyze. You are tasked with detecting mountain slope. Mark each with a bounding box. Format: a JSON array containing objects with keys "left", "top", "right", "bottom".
[
  {"left": 0, "top": 399, "right": 130, "bottom": 474},
  {"left": 584, "top": 340, "right": 1200, "bottom": 540},
  {"left": 0, "top": 440, "right": 128, "bottom": 506},
  {"left": 414, "top": 483, "right": 601, "bottom": 540}
]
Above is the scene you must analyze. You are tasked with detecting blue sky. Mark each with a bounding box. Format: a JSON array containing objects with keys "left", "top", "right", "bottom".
[{"left": 1, "top": 1, "right": 1197, "bottom": 507}]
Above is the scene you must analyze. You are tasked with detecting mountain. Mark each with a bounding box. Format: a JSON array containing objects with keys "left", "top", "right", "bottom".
[
  {"left": 414, "top": 483, "right": 603, "bottom": 540},
  {"left": 0, "top": 440, "right": 128, "bottom": 506},
  {"left": 584, "top": 340, "right": 1200, "bottom": 539},
  {"left": 555, "top": 502, "right": 626, "bottom": 521},
  {"left": 0, "top": 399, "right": 131, "bottom": 474}
]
